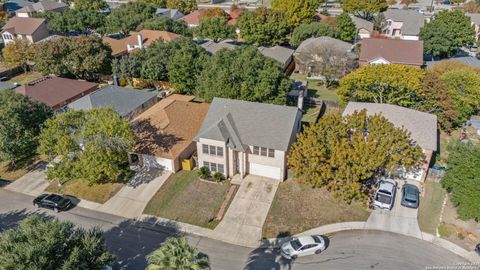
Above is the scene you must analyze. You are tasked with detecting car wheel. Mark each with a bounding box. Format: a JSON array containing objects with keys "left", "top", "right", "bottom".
[
  {"left": 315, "top": 249, "right": 322, "bottom": 254},
  {"left": 53, "top": 207, "right": 59, "bottom": 213},
  {"left": 291, "top": 255, "right": 297, "bottom": 260},
  {"left": 33, "top": 203, "right": 39, "bottom": 208}
]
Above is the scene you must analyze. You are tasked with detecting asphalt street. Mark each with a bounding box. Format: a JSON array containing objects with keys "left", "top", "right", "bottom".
[{"left": 0, "top": 188, "right": 470, "bottom": 270}]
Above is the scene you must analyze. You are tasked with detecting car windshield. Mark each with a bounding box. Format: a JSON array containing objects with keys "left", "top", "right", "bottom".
[
  {"left": 312, "top": 235, "right": 322, "bottom": 243},
  {"left": 290, "top": 239, "right": 302, "bottom": 251},
  {"left": 47, "top": 195, "right": 64, "bottom": 204},
  {"left": 376, "top": 193, "right": 392, "bottom": 204}
]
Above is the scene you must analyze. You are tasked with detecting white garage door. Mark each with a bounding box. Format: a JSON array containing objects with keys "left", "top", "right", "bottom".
[
  {"left": 249, "top": 163, "right": 281, "bottom": 180},
  {"left": 142, "top": 155, "right": 173, "bottom": 171}
]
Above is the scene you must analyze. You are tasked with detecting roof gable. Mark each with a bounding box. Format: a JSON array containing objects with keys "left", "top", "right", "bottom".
[
  {"left": 359, "top": 38, "right": 424, "bottom": 66},
  {"left": 2, "top": 17, "right": 45, "bottom": 35}
]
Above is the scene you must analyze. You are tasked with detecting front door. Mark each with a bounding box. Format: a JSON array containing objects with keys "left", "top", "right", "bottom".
[{"left": 235, "top": 152, "right": 240, "bottom": 173}]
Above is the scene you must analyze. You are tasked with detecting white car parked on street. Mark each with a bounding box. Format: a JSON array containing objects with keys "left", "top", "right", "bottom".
[
  {"left": 374, "top": 178, "right": 397, "bottom": 210},
  {"left": 280, "top": 235, "right": 326, "bottom": 259}
]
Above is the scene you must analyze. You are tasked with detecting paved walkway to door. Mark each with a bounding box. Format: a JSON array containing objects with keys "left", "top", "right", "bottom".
[
  {"left": 365, "top": 180, "right": 422, "bottom": 238},
  {"left": 214, "top": 175, "right": 279, "bottom": 247}
]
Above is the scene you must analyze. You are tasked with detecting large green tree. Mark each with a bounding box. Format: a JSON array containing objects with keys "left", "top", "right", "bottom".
[
  {"left": 39, "top": 108, "right": 135, "bottom": 184},
  {"left": 2, "top": 38, "right": 35, "bottom": 72},
  {"left": 195, "top": 16, "right": 236, "bottom": 42},
  {"left": 103, "top": 1, "right": 156, "bottom": 36},
  {"left": 35, "top": 36, "right": 112, "bottom": 80},
  {"left": 140, "top": 16, "right": 190, "bottom": 36},
  {"left": 195, "top": 46, "right": 290, "bottom": 104},
  {"left": 290, "top": 22, "right": 339, "bottom": 47},
  {"left": 338, "top": 64, "right": 425, "bottom": 107},
  {"left": 136, "top": 0, "right": 167, "bottom": 7},
  {"left": 271, "top": 0, "right": 319, "bottom": 27},
  {"left": 0, "top": 215, "right": 115, "bottom": 270},
  {"left": 147, "top": 237, "right": 209, "bottom": 270},
  {"left": 237, "top": 8, "right": 290, "bottom": 46},
  {"left": 442, "top": 142, "right": 480, "bottom": 221},
  {"left": 39, "top": 9, "right": 105, "bottom": 34},
  {"left": 342, "top": 0, "right": 388, "bottom": 20},
  {"left": 73, "top": 0, "right": 108, "bottom": 10},
  {"left": 289, "top": 111, "right": 423, "bottom": 202},
  {"left": 0, "top": 91, "right": 52, "bottom": 165},
  {"left": 420, "top": 10, "right": 475, "bottom": 58},
  {"left": 166, "top": 0, "right": 197, "bottom": 14},
  {"left": 335, "top": 12, "right": 357, "bottom": 42}
]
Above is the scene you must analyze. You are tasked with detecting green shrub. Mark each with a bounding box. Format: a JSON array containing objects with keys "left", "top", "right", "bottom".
[
  {"left": 213, "top": 172, "right": 223, "bottom": 182},
  {"left": 198, "top": 166, "right": 210, "bottom": 179}
]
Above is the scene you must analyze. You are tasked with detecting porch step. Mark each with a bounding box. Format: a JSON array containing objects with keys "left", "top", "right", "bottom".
[{"left": 231, "top": 174, "right": 243, "bottom": 185}]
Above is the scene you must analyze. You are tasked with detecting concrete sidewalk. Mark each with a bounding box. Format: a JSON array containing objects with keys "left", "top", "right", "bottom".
[{"left": 4, "top": 165, "right": 49, "bottom": 197}]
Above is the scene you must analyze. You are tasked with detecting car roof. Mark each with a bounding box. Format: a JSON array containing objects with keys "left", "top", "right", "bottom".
[
  {"left": 404, "top": 184, "right": 419, "bottom": 194},
  {"left": 45, "top": 194, "right": 64, "bottom": 202},
  {"left": 297, "top": 236, "right": 316, "bottom": 245},
  {"left": 379, "top": 179, "right": 395, "bottom": 192}
]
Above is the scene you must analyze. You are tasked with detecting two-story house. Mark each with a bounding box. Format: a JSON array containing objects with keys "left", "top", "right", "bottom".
[
  {"left": 15, "top": 0, "right": 68, "bottom": 18},
  {"left": 194, "top": 98, "right": 302, "bottom": 181},
  {"left": 382, "top": 9, "right": 425, "bottom": 41},
  {"left": 1, "top": 17, "right": 50, "bottom": 45}
]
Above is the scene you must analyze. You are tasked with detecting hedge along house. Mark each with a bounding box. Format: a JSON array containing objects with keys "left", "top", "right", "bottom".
[
  {"left": 130, "top": 94, "right": 210, "bottom": 172},
  {"left": 194, "top": 98, "right": 302, "bottom": 181}
]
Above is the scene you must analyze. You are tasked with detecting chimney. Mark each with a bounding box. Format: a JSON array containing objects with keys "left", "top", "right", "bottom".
[{"left": 137, "top": 34, "right": 143, "bottom": 49}]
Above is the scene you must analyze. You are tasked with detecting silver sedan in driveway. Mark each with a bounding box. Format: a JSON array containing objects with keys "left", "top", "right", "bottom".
[{"left": 280, "top": 235, "right": 326, "bottom": 259}]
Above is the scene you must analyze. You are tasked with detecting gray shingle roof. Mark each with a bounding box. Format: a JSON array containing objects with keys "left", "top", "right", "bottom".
[
  {"left": 425, "top": 55, "right": 480, "bottom": 68},
  {"left": 351, "top": 15, "right": 374, "bottom": 32},
  {"left": 383, "top": 9, "right": 425, "bottom": 36},
  {"left": 342, "top": 102, "right": 438, "bottom": 151},
  {"left": 258, "top": 45, "right": 294, "bottom": 67},
  {"left": 155, "top": 8, "right": 185, "bottom": 20},
  {"left": 295, "top": 36, "right": 352, "bottom": 54},
  {"left": 66, "top": 85, "right": 157, "bottom": 117},
  {"left": 199, "top": 39, "right": 238, "bottom": 55},
  {"left": 0, "top": 81, "right": 17, "bottom": 90},
  {"left": 195, "top": 98, "right": 301, "bottom": 151},
  {"left": 16, "top": 0, "right": 67, "bottom": 13}
]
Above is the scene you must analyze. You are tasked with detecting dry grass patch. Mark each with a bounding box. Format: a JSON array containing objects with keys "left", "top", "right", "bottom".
[
  {"left": 8, "top": 71, "right": 43, "bottom": 85},
  {"left": 45, "top": 179, "right": 123, "bottom": 204},
  {"left": 0, "top": 157, "right": 43, "bottom": 182},
  {"left": 143, "top": 170, "right": 232, "bottom": 229},
  {"left": 417, "top": 179, "right": 446, "bottom": 234},
  {"left": 263, "top": 179, "right": 371, "bottom": 239}
]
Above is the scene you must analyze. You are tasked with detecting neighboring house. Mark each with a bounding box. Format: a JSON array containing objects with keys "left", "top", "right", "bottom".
[
  {"left": 15, "top": 0, "right": 68, "bottom": 17},
  {"left": 425, "top": 53, "right": 480, "bottom": 68},
  {"left": 351, "top": 15, "right": 374, "bottom": 40},
  {"left": 228, "top": 7, "right": 244, "bottom": 25},
  {"left": 180, "top": 10, "right": 203, "bottom": 27},
  {"left": 258, "top": 46, "right": 295, "bottom": 76},
  {"left": 359, "top": 38, "right": 424, "bottom": 67},
  {"left": 194, "top": 98, "right": 302, "bottom": 181},
  {"left": 131, "top": 94, "right": 210, "bottom": 172},
  {"left": 382, "top": 9, "right": 425, "bottom": 40},
  {"left": 1, "top": 17, "right": 49, "bottom": 45},
  {"left": 15, "top": 76, "right": 98, "bottom": 110},
  {"left": 66, "top": 85, "right": 159, "bottom": 120},
  {"left": 199, "top": 40, "right": 295, "bottom": 75},
  {"left": 0, "top": 81, "right": 18, "bottom": 90},
  {"left": 156, "top": 8, "right": 185, "bottom": 20},
  {"left": 294, "top": 36, "right": 353, "bottom": 74},
  {"left": 2, "top": 0, "right": 32, "bottom": 14},
  {"left": 103, "top": 30, "right": 179, "bottom": 57},
  {"left": 466, "top": 13, "right": 480, "bottom": 41},
  {"left": 343, "top": 102, "right": 438, "bottom": 182}
]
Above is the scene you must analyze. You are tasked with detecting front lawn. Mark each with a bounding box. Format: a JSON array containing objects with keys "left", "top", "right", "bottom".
[
  {"left": 262, "top": 179, "right": 371, "bottom": 238},
  {"left": 0, "top": 157, "right": 42, "bottom": 182},
  {"left": 8, "top": 71, "right": 43, "bottom": 85},
  {"left": 45, "top": 179, "right": 123, "bottom": 204},
  {"left": 290, "top": 73, "right": 340, "bottom": 102},
  {"left": 417, "top": 180, "right": 446, "bottom": 234},
  {"left": 143, "top": 170, "right": 232, "bottom": 229}
]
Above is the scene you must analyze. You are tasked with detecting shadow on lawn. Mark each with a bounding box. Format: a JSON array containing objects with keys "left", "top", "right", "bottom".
[{"left": 104, "top": 216, "right": 183, "bottom": 270}]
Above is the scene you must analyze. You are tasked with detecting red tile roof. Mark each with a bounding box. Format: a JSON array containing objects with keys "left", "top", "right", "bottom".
[
  {"left": 15, "top": 77, "right": 98, "bottom": 109},
  {"left": 359, "top": 38, "right": 424, "bottom": 66}
]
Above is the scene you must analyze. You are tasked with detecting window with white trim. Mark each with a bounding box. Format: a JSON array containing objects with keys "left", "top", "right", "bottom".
[
  {"left": 202, "top": 144, "right": 223, "bottom": 157},
  {"left": 251, "top": 146, "right": 275, "bottom": 158},
  {"left": 203, "top": 161, "right": 224, "bottom": 174}
]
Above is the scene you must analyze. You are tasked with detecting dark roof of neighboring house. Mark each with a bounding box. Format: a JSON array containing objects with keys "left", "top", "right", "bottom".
[
  {"left": 296, "top": 36, "right": 352, "bottom": 53},
  {"left": 2, "top": 17, "right": 45, "bottom": 35},
  {"left": 0, "top": 81, "right": 17, "bottom": 90},
  {"left": 383, "top": 9, "right": 425, "bottom": 36},
  {"left": 199, "top": 39, "right": 238, "bottom": 55},
  {"left": 359, "top": 38, "right": 424, "bottom": 66},
  {"left": 351, "top": 15, "right": 374, "bottom": 32},
  {"left": 425, "top": 54, "right": 480, "bottom": 68},
  {"left": 3, "top": 0, "right": 32, "bottom": 12},
  {"left": 67, "top": 85, "right": 158, "bottom": 117},
  {"left": 195, "top": 98, "right": 301, "bottom": 152},
  {"left": 15, "top": 76, "right": 98, "bottom": 108},
  {"left": 258, "top": 46, "right": 294, "bottom": 67},
  {"left": 133, "top": 94, "right": 210, "bottom": 159},
  {"left": 156, "top": 8, "right": 185, "bottom": 20},
  {"left": 343, "top": 102, "right": 438, "bottom": 151},
  {"left": 16, "top": 0, "right": 67, "bottom": 13}
]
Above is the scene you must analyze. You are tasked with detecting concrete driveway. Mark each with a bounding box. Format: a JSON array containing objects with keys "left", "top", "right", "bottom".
[
  {"left": 214, "top": 175, "right": 279, "bottom": 247},
  {"left": 365, "top": 180, "right": 421, "bottom": 238},
  {"left": 78, "top": 167, "right": 172, "bottom": 219},
  {"left": 4, "top": 164, "right": 49, "bottom": 197}
]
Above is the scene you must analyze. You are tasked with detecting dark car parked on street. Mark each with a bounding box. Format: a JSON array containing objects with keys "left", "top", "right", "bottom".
[
  {"left": 401, "top": 184, "right": 419, "bottom": 209},
  {"left": 33, "top": 194, "right": 72, "bottom": 212}
]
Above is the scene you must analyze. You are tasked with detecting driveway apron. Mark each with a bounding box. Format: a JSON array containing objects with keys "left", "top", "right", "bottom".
[
  {"left": 4, "top": 165, "right": 49, "bottom": 197},
  {"left": 214, "top": 175, "right": 279, "bottom": 247}
]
